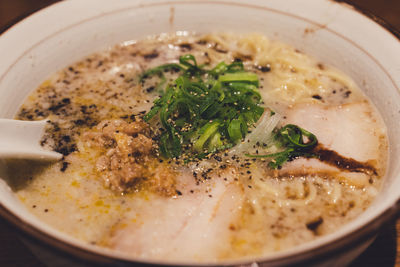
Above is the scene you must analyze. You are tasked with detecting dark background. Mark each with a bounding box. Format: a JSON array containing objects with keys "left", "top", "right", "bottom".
[
  {"left": 0, "top": 0, "right": 400, "bottom": 30},
  {"left": 0, "top": 0, "right": 399, "bottom": 266}
]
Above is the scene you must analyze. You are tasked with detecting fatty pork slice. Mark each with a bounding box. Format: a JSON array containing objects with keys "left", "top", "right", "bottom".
[
  {"left": 279, "top": 101, "right": 387, "bottom": 186},
  {"left": 108, "top": 170, "right": 244, "bottom": 262}
]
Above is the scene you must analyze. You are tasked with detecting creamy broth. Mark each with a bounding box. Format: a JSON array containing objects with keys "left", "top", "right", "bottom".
[{"left": 9, "top": 33, "right": 387, "bottom": 261}]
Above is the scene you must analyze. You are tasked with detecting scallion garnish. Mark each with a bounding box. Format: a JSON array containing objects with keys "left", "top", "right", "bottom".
[
  {"left": 246, "top": 124, "right": 318, "bottom": 169},
  {"left": 141, "top": 54, "right": 319, "bottom": 169},
  {"left": 141, "top": 54, "right": 263, "bottom": 159}
]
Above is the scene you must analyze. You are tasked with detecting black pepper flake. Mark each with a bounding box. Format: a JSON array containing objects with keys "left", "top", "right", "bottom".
[
  {"left": 32, "top": 205, "right": 36, "bottom": 208},
  {"left": 256, "top": 65, "right": 271, "bottom": 72},
  {"left": 60, "top": 161, "right": 69, "bottom": 172},
  {"left": 213, "top": 46, "right": 228, "bottom": 54},
  {"left": 57, "top": 142, "right": 77, "bottom": 156},
  {"left": 179, "top": 43, "right": 192, "bottom": 51},
  {"left": 312, "top": 94, "right": 322, "bottom": 100},
  {"left": 61, "top": 135, "right": 71, "bottom": 142},
  {"left": 168, "top": 66, "right": 181, "bottom": 73},
  {"left": 44, "top": 209, "right": 49, "bottom": 213},
  {"left": 306, "top": 217, "right": 324, "bottom": 233},
  {"left": 146, "top": 86, "right": 155, "bottom": 93},
  {"left": 48, "top": 102, "right": 67, "bottom": 112},
  {"left": 35, "top": 110, "right": 45, "bottom": 117},
  {"left": 73, "top": 119, "right": 85, "bottom": 126},
  {"left": 176, "top": 190, "right": 182, "bottom": 196},
  {"left": 317, "top": 63, "right": 325, "bottom": 70},
  {"left": 49, "top": 121, "right": 60, "bottom": 131},
  {"left": 143, "top": 52, "right": 159, "bottom": 60},
  {"left": 214, "top": 155, "right": 222, "bottom": 162},
  {"left": 344, "top": 90, "right": 352, "bottom": 98}
]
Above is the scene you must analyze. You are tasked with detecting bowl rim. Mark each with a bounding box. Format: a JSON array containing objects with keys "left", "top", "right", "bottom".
[{"left": 0, "top": 0, "right": 399, "bottom": 266}]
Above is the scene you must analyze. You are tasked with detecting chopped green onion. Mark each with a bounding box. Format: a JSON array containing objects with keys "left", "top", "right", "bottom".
[
  {"left": 219, "top": 72, "right": 259, "bottom": 86},
  {"left": 141, "top": 54, "right": 263, "bottom": 158},
  {"left": 228, "top": 119, "right": 242, "bottom": 142},
  {"left": 140, "top": 54, "right": 319, "bottom": 167},
  {"left": 194, "top": 121, "right": 220, "bottom": 152},
  {"left": 246, "top": 124, "right": 318, "bottom": 169}
]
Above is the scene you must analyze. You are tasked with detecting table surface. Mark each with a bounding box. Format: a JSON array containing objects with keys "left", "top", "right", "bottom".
[{"left": 0, "top": 0, "right": 399, "bottom": 266}]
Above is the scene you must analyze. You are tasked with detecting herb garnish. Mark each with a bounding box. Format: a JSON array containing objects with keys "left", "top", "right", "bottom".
[
  {"left": 141, "top": 54, "right": 318, "bottom": 168},
  {"left": 246, "top": 124, "right": 318, "bottom": 169},
  {"left": 141, "top": 54, "right": 263, "bottom": 159}
]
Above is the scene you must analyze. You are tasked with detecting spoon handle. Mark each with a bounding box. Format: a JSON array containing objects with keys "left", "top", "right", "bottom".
[{"left": 0, "top": 119, "right": 62, "bottom": 161}]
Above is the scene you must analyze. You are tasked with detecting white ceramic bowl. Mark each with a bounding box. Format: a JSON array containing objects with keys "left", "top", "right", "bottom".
[{"left": 0, "top": 0, "right": 400, "bottom": 266}]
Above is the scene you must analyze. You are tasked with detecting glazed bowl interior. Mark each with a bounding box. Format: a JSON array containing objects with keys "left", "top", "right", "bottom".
[{"left": 0, "top": 0, "right": 400, "bottom": 265}]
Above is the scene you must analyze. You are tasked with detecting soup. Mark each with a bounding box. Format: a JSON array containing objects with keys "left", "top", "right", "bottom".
[{"left": 8, "top": 33, "right": 387, "bottom": 262}]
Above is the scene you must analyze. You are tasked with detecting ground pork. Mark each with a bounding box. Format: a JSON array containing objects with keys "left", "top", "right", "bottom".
[{"left": 83, "top": 119, "right": 176, "bottom": 195}]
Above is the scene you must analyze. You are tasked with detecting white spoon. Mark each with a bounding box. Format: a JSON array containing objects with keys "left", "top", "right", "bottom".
[{"left": 0, "top": 119, "right": 63, "bottom": 161}]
